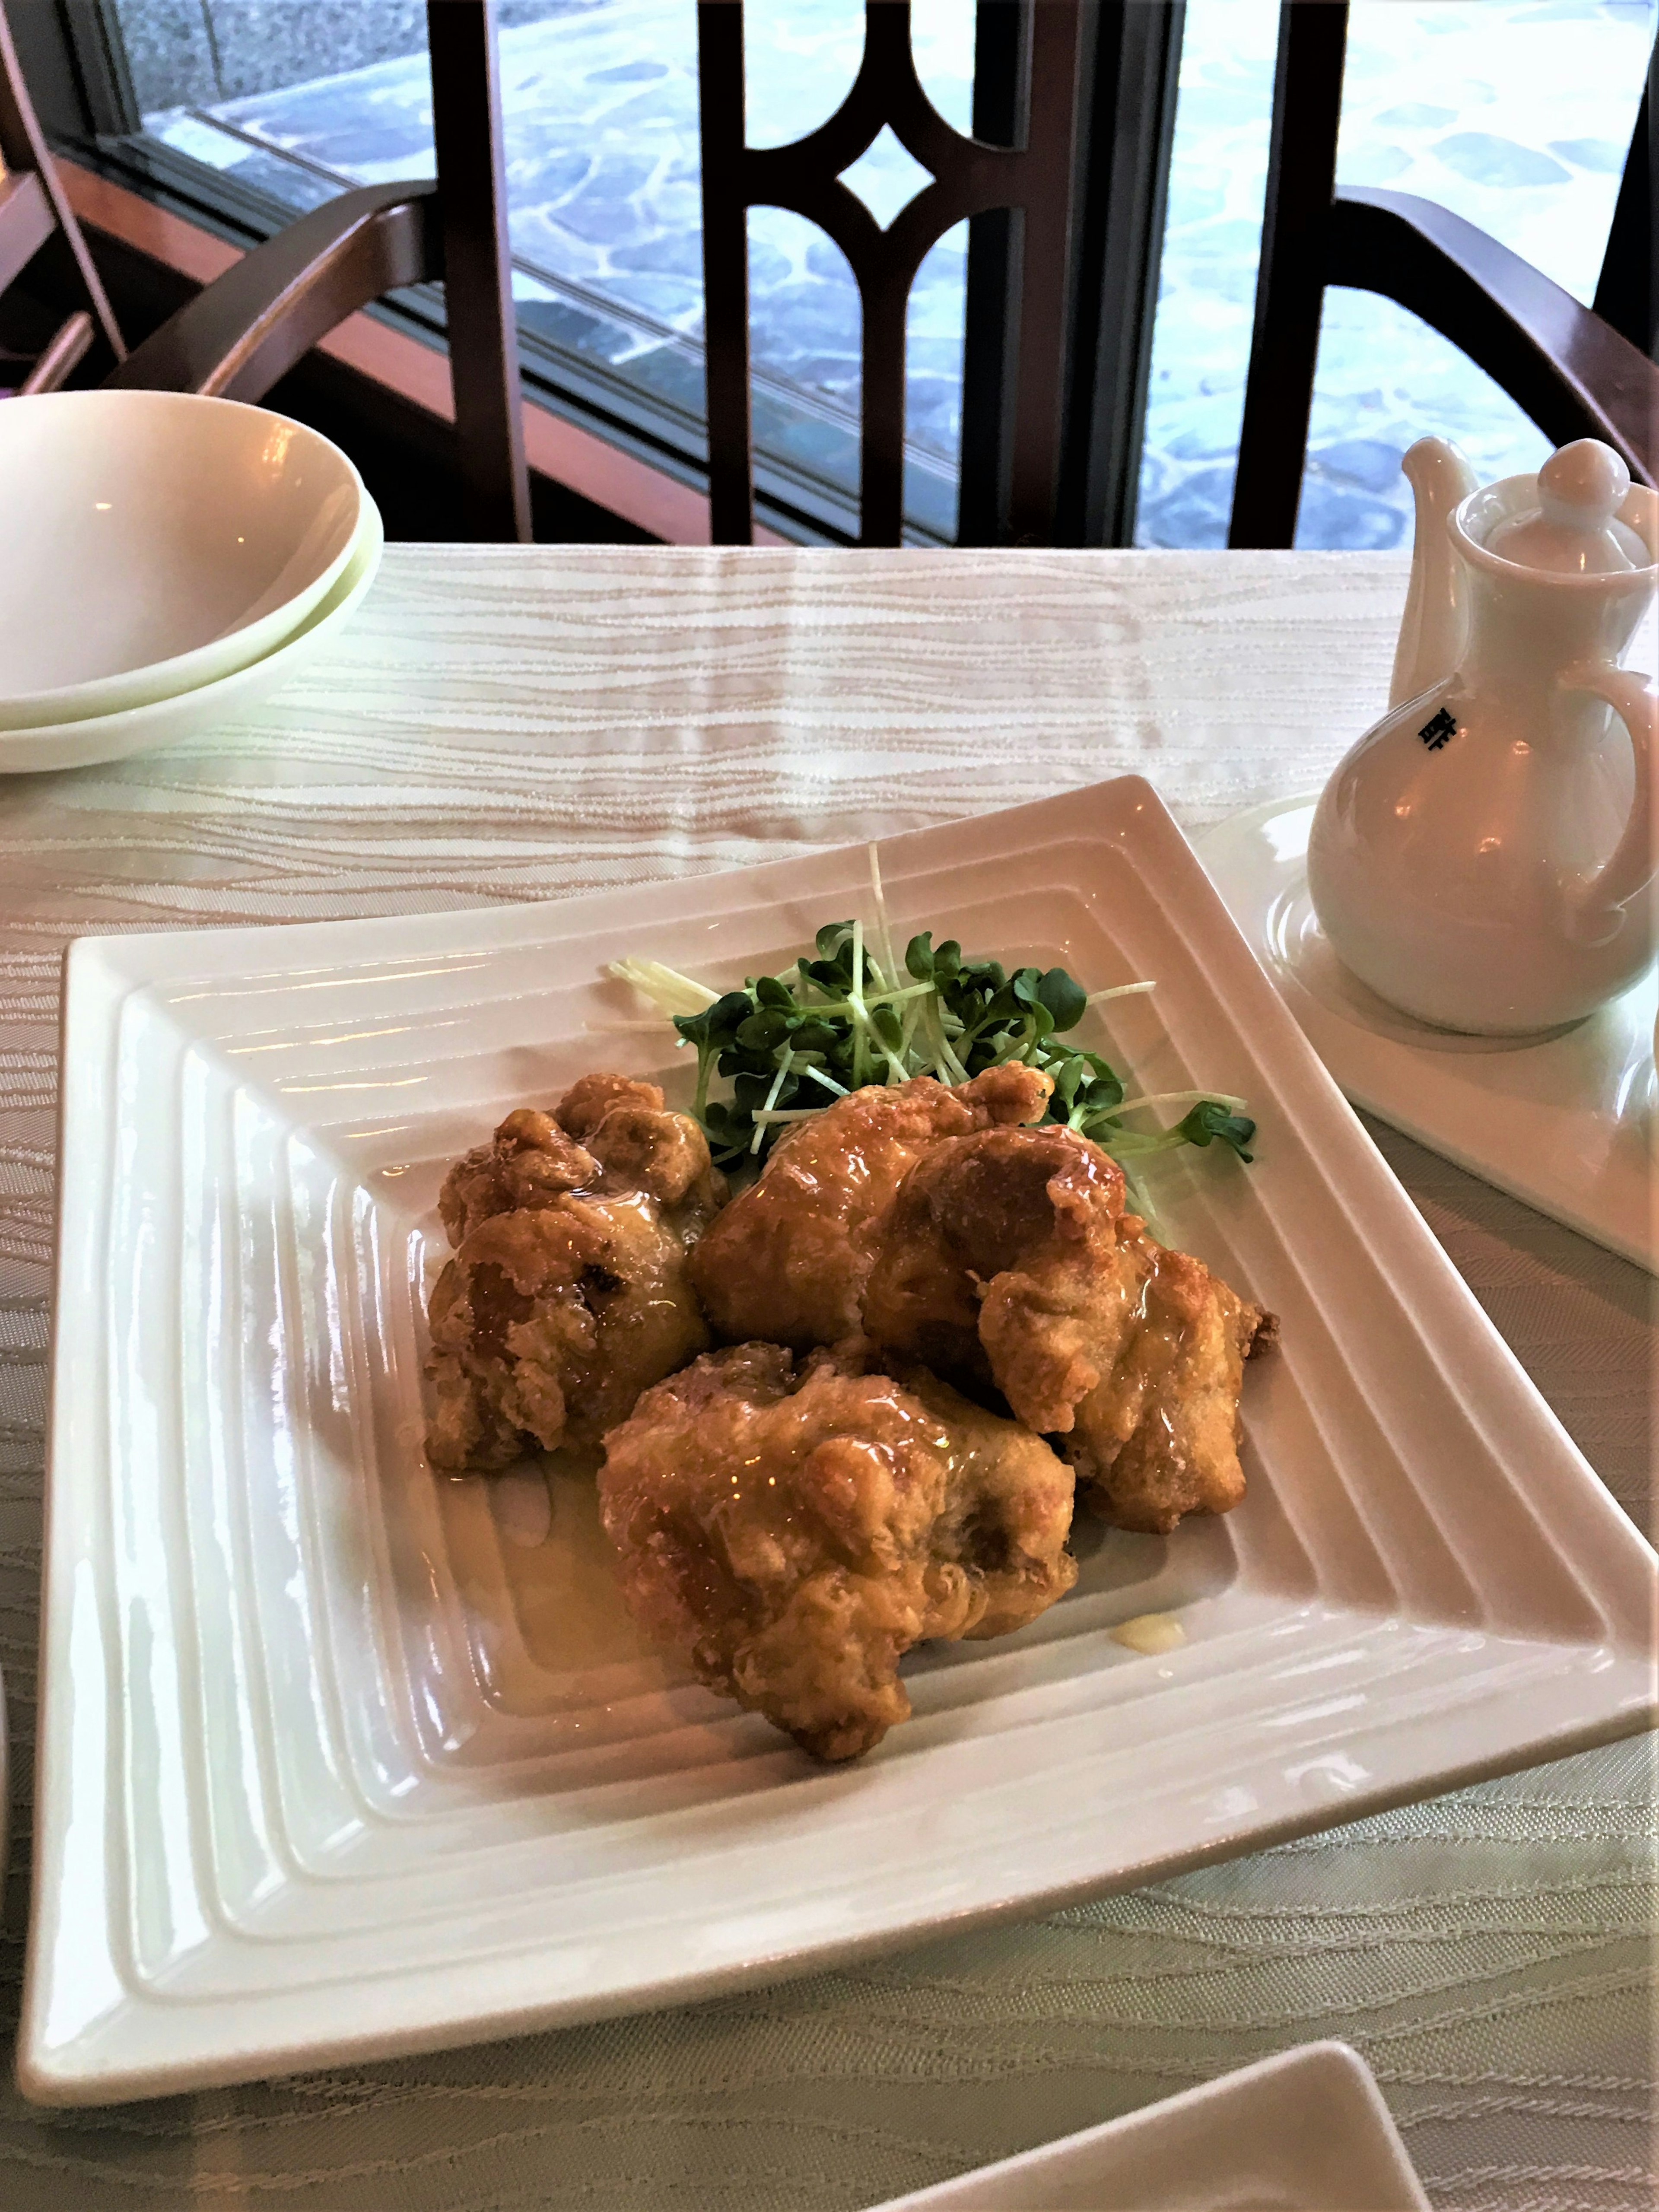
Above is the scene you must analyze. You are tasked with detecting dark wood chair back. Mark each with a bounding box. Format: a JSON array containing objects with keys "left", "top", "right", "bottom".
[
  {"left": 1230, "top": 0, "right": 1658, "bottom": 547},
  {"left": 0, "top": 0, "right": 124, "bottom": 392},
  {"left": 103, "top": 0, "right": 530, "bottom": 541},
  {"left": 697, "top": 0, "right": 1083, "bottom": 547}
]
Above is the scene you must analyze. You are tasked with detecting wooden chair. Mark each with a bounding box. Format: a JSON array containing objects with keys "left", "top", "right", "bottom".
[
  {"left": 1, "top": 0, "right": 529, "bottom": 540},
  {"left": 0, "top": 0, "right": 123, "bottom": 391},
  {"left": 1230, "top": 0, "right": 1659, "bottom": 547},
  {"left": 697, "top": 0, "right": 1084, "bottom": 547}
]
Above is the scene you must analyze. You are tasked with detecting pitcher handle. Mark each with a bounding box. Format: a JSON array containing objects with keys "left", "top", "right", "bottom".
[{"left": 1559, "top": 661, "right": 1657, "bottom": 942}]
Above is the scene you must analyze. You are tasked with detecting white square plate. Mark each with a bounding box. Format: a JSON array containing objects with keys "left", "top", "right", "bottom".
[
  {"left": 22, "top": 776, "right": 1656, "bottom": 2104},
  {"left": 869, "top": 2040, "right": 1430, "bottom": 2210}
]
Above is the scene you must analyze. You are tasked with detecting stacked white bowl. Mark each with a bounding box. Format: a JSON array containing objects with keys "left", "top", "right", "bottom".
[{"left": 0, "top": 390, "right": 384, "bottom": 772}]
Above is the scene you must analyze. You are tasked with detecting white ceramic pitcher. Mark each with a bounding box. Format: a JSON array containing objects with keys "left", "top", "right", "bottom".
[{"left": 1307, "top": 436, "right": 1657, "bottom": 1035}]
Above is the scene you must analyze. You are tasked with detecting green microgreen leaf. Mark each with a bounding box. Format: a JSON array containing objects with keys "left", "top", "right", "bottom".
[
  {"left": 736, "top": 1006, "right": 792, "bottom": 1051},
  {"left": 1177, "top": 1100, "right": 1257, "bottom": 1161},
  {"left": 621, "top": 889, "right": 1247, "bottom": 1176},
  {"left": 1037, "top": 967, "right": 1088, "bottom": 1032}
]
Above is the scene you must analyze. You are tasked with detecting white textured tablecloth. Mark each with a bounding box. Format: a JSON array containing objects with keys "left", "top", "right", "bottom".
[{"left": 0, "top": 548, "right": 1651, "bottom": 2212}]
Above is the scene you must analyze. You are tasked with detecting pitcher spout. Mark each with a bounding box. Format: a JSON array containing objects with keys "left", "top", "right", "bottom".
[{"left": 1389, "top": 437, "right": 1478, "bottom": 708}]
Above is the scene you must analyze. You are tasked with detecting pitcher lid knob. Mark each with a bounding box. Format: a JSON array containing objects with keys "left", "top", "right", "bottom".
[
  {"left": 1487, "top": 437, "right": 1646, "bottom": 574},
  {"left": 1538, "top": 439, "right": 1630, "bottom": 526}
]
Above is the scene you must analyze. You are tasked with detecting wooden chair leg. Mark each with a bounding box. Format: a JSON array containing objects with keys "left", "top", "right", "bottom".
[
  {"left": 426, "top": 0, "right": 532, "bottom": 543},
  {"left": 19, "top": 308, "right": 91, "bottom": 392},
  {"left": 1228, "top": 0, "right": 1348, "bottom": 549},
  {"left": 697, "top": 0, "right": 754, "bottom": 547},
  {"left": 0, "top": 1, "right": 124, "bottom": 362},
  {"left": 1593, "top": 59, "right": 1654, "bottom": 360}
]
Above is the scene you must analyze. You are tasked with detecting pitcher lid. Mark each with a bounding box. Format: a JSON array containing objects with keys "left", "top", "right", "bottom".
[{"left": 1484, "top": 440, "right": 1647, "bottom": 575}]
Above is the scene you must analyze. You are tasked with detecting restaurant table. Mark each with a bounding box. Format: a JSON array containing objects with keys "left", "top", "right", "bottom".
[{"left": 0, "top": 547, "right": 1650, "bottom": 2212}]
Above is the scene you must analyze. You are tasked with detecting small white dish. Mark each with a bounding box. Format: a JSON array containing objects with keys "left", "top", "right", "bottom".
[
  {"left": 868, "top": 2040, "right": 1430, "bottom": 2210},
  {"left": 1198, "top": 792, "right": 1658, "bottom": 1273},
  {"left": 0, "top": 496, "right": 383, "bottom": 773},
  {"left": 0, "top": 391, "right": 362, "bottom": 729},
  {"left": 22, "top": 776, "right": 1656, "bottom": 2104}
]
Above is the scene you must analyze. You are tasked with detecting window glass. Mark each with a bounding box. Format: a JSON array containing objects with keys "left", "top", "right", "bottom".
[
  {"left": 102, "top": 0, "right": 1653, "bottom": 549},
  {"left": 744, "top": 0, "right": 970, "bottom": 535},
  {"left": 1136, "top": 0, "right": 1280, "bottom": 552},
  {"left": 1137, "top": 0, "right": 1654, "bottom": 551},
  {"left": 118, "top": 0, "right": 972, "bottom": 540}
]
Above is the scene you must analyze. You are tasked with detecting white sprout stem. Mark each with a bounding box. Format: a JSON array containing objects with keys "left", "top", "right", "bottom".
[
  {"left": 848, "top": 917, "right": 868, "bottom": 1085},
  {"left": 803, "top": 1063, "right": 848, "bottom": 1097},
  {"left": 1119, "top": 1160, "right": 1162, "bottom": 1236},
  {"left": 606, "top": 957, "right": 718, "bottom": 1018},
  {"left": 1086, "top": 980, "right": 1158, "bottom": 1005},
  {"left": 845, "top": 985, "right": 909, "bottom": 1084},
  {"left": 867, "top": 842, "right": 900, "bottom": 994},
  {"left": 1112, "top": 1089, "right": 1248, "bottom": 1114},
  {"left": 750, "top": 1046, "right": 796, "bottom": 1154},
  {"left": 751, "top": 1105, "right": 825, "bottom": 1125},
  {"left": 806, "top": 979, "right": 933, "bottom": 1018},
  {"left": 855, "top": 907, "right": 891, "bottom": 995},
  {"left": 925, "top": 992, "right": 971, "bottom": 1084}
]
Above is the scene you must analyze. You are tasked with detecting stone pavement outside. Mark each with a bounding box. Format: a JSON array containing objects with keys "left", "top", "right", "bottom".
[
  {"left": 129, "top": 0, "right": 1655, "bottom": 547},
  {"left": 1143, "top": 0, "right": 1655, "bottom": 550}
]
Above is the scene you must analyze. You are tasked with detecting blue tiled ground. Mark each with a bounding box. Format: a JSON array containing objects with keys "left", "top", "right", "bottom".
[
  {"left": 141, "top": 0, "right": 1655, "bottom": 546},
  {"left": 1138, "top": 0, "right": 1656, "bottom": 550}
]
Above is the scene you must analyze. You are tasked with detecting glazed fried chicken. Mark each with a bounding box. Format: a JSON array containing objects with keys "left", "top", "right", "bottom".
[
  {"left": 688, "top": 1063, "right": 1052, "bottom": 1350},
  {"left": 863, "top": 1124, "right": 1134, "bottom": 1424},
  {"left": 598, "top": 1340, "right": 1077, "bottom": 1760},
  {"left": 861, "top": 1123, "right": 1269, "bottom": 1535},
  {"left": 439, "top": 1075, "right": 725, "bottom": 1245},
  {"left": 1064, "top": 1234, "right": 1268, "bottom": 1533},
  {"left": 437, "top": 1106, "right": 597, "bottom": 1243},
  {"left": 424, "top": 1074, "right": 722, "bottom": 1472}
]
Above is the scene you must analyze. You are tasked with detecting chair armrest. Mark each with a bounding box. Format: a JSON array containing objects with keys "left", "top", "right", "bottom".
[
  {"left": 1329, "top": 187, "right": 1656, "bottom": 486},
  {"left": 107, "top": 180, "right": 443, "bottom": 404}
]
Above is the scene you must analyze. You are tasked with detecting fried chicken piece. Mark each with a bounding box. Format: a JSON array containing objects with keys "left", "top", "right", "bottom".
[
  {"left": 439, "top": 1076, "right": 725, "bottom": 1248},
  {"left": 1065, "top": 1231, "right": 1268, "bottom": 1533},
  {"left": 437, "top": 1108, "right": 598, "bottom": 1245},
  {"left": 861, "top": 1123, "right": 1269, "bottom": 1535},
  {"left": 688, "top": 1064, "right": 1052, "bottom": 1350},
  {"left": 426, "top": 1191, "right": 711, "bottom": 1471},
  {"left": 425, "top": 1072, "right": 724, "bottom": 1472},
  {"left": 554, "top": 1071, "right": 664, "bottom": 1139},
  {"left": 863, "top": 1124, "right": 1133, "bottom": 1421},
  {"left": 598, "top": 1340, "right": 1077, "bottom": 1760}
]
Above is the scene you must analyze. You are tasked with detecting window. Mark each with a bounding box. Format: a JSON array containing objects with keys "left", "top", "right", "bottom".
[
  {"left": 59, "top": 0, "right": 1656, "bottom": 546},
  {"left": 94, "top": 0, "right": 974, "bottom": 541},
  {"left": 1137, "top": 0, "right": 1655, "bottom": 550}
]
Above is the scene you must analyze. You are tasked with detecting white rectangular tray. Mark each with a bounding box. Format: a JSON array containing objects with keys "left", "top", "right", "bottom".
[{"left": 22, "top": 776, "right": 1656, "bottom": 2104}]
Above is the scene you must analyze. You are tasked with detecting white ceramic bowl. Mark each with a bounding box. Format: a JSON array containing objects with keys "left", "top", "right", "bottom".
[
  {"left": 0, "top": 494, "right": 383, "bottom": 773},
  {"left": 0, "top": 391, "right": 363, "bottom": 730}
]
